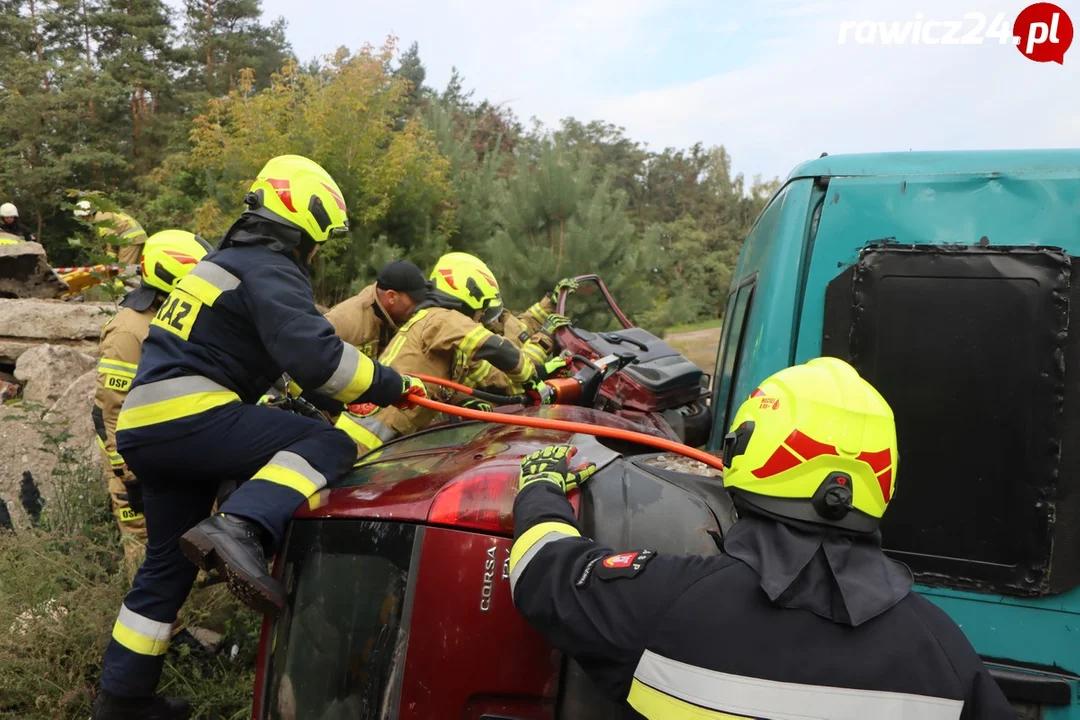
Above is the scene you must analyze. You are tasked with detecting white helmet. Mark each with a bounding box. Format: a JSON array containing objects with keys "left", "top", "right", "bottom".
[
  {"left": 0, "top": 203, "right": 18, "bottom": 219},
  {"left": 74, "top": 200, "right": 92, "bottom": 219}
]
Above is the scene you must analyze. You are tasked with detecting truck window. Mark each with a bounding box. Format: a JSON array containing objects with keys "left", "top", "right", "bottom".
[{"left": 711, "top": 277, "right": 756, "bottom": 443}]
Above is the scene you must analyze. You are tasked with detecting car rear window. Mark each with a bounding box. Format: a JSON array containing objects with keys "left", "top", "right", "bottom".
[{"left": 261, "top": 520, "right": 420, "bottom": 720}]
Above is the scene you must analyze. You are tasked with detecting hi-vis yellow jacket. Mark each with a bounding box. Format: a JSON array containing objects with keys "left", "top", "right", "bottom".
[
  {"left": 335, "top": 305, "right": 535, "bottom": 453},
  {"left": 325, "top": 283, "right": 399, "bottom": 360},
  {"left": 92, "top": 211, "right": 148, "bottom": 264},
  {"left": 93, "top": 304, "right": 155, "bottom": 481}
]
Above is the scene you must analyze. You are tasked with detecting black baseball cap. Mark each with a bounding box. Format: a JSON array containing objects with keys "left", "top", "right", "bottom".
[{"left": 376, "top": 260, "right": 429, "bottom": 302}]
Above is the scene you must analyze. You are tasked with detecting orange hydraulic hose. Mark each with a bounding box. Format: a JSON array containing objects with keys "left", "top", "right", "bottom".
[
  {"left": 407, "top": 394, "right": 725, "bottom": 473},
  {"left": 412, "top": 373, "right": 478, "bottom": 396}
]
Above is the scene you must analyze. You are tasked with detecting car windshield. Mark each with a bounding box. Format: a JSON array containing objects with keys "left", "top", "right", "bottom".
[{"left": 261, "top": 520, "right": 419, "bottom": 720}]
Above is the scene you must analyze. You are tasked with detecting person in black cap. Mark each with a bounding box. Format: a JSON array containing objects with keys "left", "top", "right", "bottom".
[{"left": 325, "top": 259, "right": 429, "bottom": 360}]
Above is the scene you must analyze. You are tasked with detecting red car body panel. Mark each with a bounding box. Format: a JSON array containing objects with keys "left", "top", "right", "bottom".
[
  {"left": 293, "top": 406, "right": 671, "bottom": 528},
  {"left": 399, "top": 527, "right": 557, "bottom": 719},
  {"left": 251, "top": 408, "right": 630, "bottom": 720}
]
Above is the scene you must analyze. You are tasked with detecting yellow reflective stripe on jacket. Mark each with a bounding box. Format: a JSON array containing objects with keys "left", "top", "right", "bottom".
[
  {"left": 251, "top": 451, "right": 327, "bottom": 498},
  {"left": 111, "top": 604, "right": 172, "bottom": 657},
  {"left": 508, "top": 520, "right": 581, "bottom": 596},
  {"left": 98, "top": 358, "right": 138, "bottom": 392},
  {"left": 630, "top": 650, "right": 964, "bottom": 720},
  {"left": 116, "top": 376, "right": 240, "bottom": 431},
  {"left": 508, "top": 356, "right": 536, "bottom": 385},
  {"left": 98, "top": 358, "right": 138, "bottom": 378},
  {"left": 460, "top": 325, "right": 491, "bottom": 361},
  {"left": 627, "top": 679, "right": 752, "bottom": 719},
  {"left": 463, "top": 361, "right": 493, "bottom": 388},
  {"left": 521, "top": 342, "right": 547, "bottom": 368},
  {"left": 335, "top": 412, "right": 396, "bottom": 452},
  {"left": 316, "top": 342, "right": 376, "bottom": 403},
  {"left": 96, "top": 435, "right": 125, "bottom": 467},
  {"left": 399, "top": 308, "right": 428, "bottom": 333},
  {"left": 381, "top": 334, "right": 408, "bottom": 366},
  {"left": 525, "top": 301, "right": 551, "bottom": 327},
  {"left": 380, "top": 308, "right": 428, "bottom": 366},
  {"left": 174, "top": 261, "right": 240, "bottom": 307}
]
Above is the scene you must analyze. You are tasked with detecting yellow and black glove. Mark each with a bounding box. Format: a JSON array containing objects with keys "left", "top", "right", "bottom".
[
  {"left": 394, "top": 374, "right": 428, "bottom": 409},
  {"left": 540, "top": 356, "right": 571, "bottom": 379},
  {"left": 462, "top": 397, "right": 494, "bottom": 413},
  {"left": 545, "top": 278, "right": 579, "bottom": 304},
  {"left": 536, "top": 313, "right": 571, "bottom": 349},
  {"left": 519, "top": 444, "right": 598, "bottom": 493}
]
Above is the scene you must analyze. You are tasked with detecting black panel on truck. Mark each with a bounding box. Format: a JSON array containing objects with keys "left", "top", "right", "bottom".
[{"left": 823, "top": 244, "right": 1080, "bottom": 596}]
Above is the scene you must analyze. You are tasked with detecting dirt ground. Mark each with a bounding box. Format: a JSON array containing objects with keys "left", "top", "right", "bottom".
[{"left": 665, "top": 326, "right": 722, "bottom": 379}]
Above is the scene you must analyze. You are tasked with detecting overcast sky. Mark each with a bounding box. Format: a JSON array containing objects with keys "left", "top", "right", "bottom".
[{"left": 247, "top": 0, "right": 1078, "bottom": 181}]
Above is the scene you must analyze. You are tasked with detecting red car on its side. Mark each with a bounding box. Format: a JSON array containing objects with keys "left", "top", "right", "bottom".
[{"left": 250, "top": 278, "right": 728, "bottom": 720}]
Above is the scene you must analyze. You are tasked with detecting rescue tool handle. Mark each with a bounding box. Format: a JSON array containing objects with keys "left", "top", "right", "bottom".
[{"left": 403, "top": 394, "right": 725, "bottom": 473}]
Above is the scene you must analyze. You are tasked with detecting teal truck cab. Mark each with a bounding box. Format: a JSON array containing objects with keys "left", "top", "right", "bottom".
[{"left": 708, "top": 150, "right": 1080, "bottom": 719}]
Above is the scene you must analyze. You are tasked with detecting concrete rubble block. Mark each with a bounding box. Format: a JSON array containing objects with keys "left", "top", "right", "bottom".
[
  {"left": 0, "top": 338, "right": 101, "bottom": 366},
  {"left": 0, "top": 298, "right": 114, "bottom": 364},
  {"left": 14, "top": 345, "right": 98, "bottom": 407},
  {"left": 0, "top": 243, "right": 69, "bottom": 299},
  {"left": 0, "top": 368, "right": 98, "bottom": 530},
  {"left": 0, "top": 298, "right": 114, "bottom": 340}
]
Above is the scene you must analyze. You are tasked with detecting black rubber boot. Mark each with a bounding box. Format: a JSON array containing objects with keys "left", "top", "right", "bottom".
[
  {"left": 90, "top": 691, "right": 191, "bottom": 720},
  {"left": 179, "top": 514, "right": 285, "bottom": 616}
]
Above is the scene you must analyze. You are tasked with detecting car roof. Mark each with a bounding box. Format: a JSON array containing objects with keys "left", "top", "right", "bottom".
[{"left": 786, "top": 149, "right": 1080, "bottom": 181}]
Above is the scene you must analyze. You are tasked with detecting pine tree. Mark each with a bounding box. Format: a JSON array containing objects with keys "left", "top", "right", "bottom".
[
  {"left": 181, "top": 0, "right": 291, "bottom": 96},
  {"left": 0, "top": 0, "right": 129, "bottom": 261},
  {"left": 421, "top": 100, "right": 503, "bottom": 256},
  {"left": 394, "top": 41, "right": 427, "bottom": 114},
  {"left": 96, "top": 0, "right": 185, "bottom": 174},
  {"left": 486, "top": 138, "right": 653, "bottom": 329}
]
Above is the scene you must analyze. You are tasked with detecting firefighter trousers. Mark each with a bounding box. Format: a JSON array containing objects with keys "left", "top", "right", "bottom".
[{"left": 100, "top": 403, "right": 357, "bottom": 697}]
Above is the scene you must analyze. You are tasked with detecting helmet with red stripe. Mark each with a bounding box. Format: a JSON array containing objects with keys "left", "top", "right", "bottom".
[
  {"left": 722, "top": 357, "right": 898, "bottom": 532},
  {"left": 141, "top": 230, "right": 212, "bottom": 293},
  {"left": 245, "top": 155, "right": 348, "bottom": 243},
  {"left": 429, "top": 252, "right": 503, "bottom": 326}
]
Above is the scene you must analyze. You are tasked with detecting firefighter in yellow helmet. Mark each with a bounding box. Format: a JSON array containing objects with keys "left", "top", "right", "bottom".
[
  {"left": 508, "top": 357, "right": 1013, "bottom": 719},
  {"left": 75, "top": 200, "right": 149, "bottom": 265},
  {"left": 335, "top": 252, "right": 539, "bottom": 454},
  {"left": 92, "top": 155, "right": 421, "bottom": 720},
  {"left": 92, "top": 231, "right": 212, "bottom": 568}
]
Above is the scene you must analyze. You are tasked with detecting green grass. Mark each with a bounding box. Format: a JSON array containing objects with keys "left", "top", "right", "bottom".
[
  {"left": 0, "top": 404, "right": 259, "bottom": 720},
  {"left": 662, "top": 318, "right": 723, "bottom": 336}
]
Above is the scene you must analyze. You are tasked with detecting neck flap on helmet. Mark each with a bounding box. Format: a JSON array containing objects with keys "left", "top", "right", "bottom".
[{"left": 723, "top": 512, "right": 912, "bottom": 627}]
